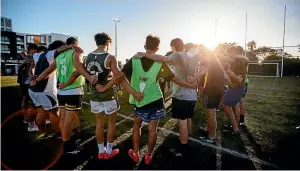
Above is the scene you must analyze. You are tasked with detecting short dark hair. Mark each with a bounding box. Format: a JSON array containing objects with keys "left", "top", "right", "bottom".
[
  {"left": 48, "top": 40, "right": 66, "bottom": 50},
  {"left": 27, "top": 43, "right": 38, "bottom": 51},
  {"left": 145, "top": 35, "right": 160, "bottom": 51},
  {"left": 170, "top": 38, "right": 184, "bottom": 51},
  {"left": 94, "top": 32, "right": 112, "bottom": 46},
  {"left": 66, "top": 37, "right": 78, "bottom": 45},
  {"left": 226, "top": 46, "right": 244, "bottom": 56},
  {"left": 37, "top": 46, "right": 47, "bottom": 53}
]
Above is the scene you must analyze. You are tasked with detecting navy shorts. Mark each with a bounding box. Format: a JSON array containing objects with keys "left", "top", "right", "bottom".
[
  {"left": 242, "top": 83, "right": 248, "bottom": 98},
  {"left": 134, "top": 106, "right": 166, "bottom": 123},
  {"left": 223, "top": 87, "right": 244, "bottom": 107}
]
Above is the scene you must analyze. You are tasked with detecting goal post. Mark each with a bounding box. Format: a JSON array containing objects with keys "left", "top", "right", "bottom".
[{"left": 248, "top": 62, "right": 280, "bottom": 77}]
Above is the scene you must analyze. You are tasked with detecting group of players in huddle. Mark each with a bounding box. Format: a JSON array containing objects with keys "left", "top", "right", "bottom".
[{"left": 17, "top": 33, "right": 249, "bottom": 165}]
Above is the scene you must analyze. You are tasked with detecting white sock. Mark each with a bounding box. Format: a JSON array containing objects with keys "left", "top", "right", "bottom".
[
  {"left": 98, "top": 143, "right": 105, "bottom": 153},
  {"left": 28, "top": 121, "right": 34, "bottom": 128},
  {"left": 106, "top": 142, "right": 113, "bottom": 154}
]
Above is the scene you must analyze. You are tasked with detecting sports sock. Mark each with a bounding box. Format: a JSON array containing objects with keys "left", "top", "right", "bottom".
[
  {"left": 106, "top": 142, "right": 113, "bottom": 154},
  {"left": 28, "top": 121, "right": 34, "bottom": 128},
  {"left": 240, "top": 115, "right": 245, "bottom": 122},
  {"left": 98, "top": 143, "right": 105, "bottom": 153}
]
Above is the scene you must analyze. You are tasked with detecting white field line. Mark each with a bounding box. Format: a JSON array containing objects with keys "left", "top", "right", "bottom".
[
  {"left": 75, "top": 115, "right": 145, "bottom": 170},
  {"left": 133, "top": 118, "right": 178, "bottom": 169},
  {"left": 117, "top": 114, "right": 278, "bottom": 169},
  {"left": 239, "top": 130, "right": 260, "bottom": 170},
  {"left": 216, "top": 130, "right": 222, "bottom": 170}
]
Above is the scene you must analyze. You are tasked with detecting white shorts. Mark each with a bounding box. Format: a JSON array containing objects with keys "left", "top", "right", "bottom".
[
  {"left": 90, "top": 99, "right": 120, "bottom": 115},
  {"left": 28, "top": 89, "right": 58, "bottom": 111}
]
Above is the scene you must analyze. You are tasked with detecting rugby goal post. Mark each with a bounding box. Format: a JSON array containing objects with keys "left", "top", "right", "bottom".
[{"left": 248, "top": 61, "right": 280, "bottom": 77}]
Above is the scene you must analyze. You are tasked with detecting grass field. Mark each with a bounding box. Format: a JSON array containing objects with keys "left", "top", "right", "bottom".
[{"left": 1, "top": 76, "right": 300, "bottom": 169}]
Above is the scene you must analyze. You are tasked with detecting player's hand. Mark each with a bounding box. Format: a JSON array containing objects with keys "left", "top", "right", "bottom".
[
  {"left": 73, "top": 46, "right": 84, "bottom": 54},
  {"left": 133, "top": 52, "right": 146, "bottom": 58},
  {"left": 190, "top": 83, "right": 198, "bottom": 89},
  {"left": 187, "top": 76, "right": 196, "bottom": 84},
  {"left": 30, "top": 80, "right": 36, "bottom": 86},
  {"left": 30, "top": 75, "right": 38, "bottom": 81},
  {"left": 133, "top": 92, "right": 144, "bottom": 101},
  {"left": 88, "top": 75, "right": 98, "bottom": 84},
  {"left": 95, "top": 84, "right": 106, "bottom": 92},
  {"left": 59, "top": 83, "right": 66, "bottom": 89},
  {"left": 237, "top": 75, "right": 243, "bottom": 83}
]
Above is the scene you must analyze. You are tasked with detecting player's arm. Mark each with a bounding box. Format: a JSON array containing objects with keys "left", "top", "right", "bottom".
[
  {"left": 59, "top": 71, "right": 81, "bottom": 89},
  {"left": 172, "top": 76, "right": 197, "bottom": 89},
  {"left": 73, "top": 52, "right": 97, "bottom": 84},
  {"left": 160, "top": 64, "right": 197, "bottom": 89},
  {"left": 95, "top": 55, "right": 125, "bottom": 92},
  {"left": 188, "top": 66, "right": 208, "bottom": 83},
  {"left": 34, "top": 62, "right": 57, "bottom": 84},
  {"left": 133, "top": 52, "right": 173, "bottom": 64},
  {"left": 28, "top": 60, "right": 35, "bottom": 80},
  {"left": 225, "top": 68, "right": 243, "bottom": 84}
]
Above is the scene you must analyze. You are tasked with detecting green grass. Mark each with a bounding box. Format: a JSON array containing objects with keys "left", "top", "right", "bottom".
[{"left": 1, "top": 76, "right": 18, "bottom": 87}]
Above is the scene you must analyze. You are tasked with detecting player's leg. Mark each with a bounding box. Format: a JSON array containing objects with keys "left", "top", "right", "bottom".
[
  {"left": 239, "top": 83, "right": 248, "bottom": 125},
  {"left": 145, "top": 119, "right": 159, "bottom": 164},
  {"left": 105, "top": 111, "right": 119, "bottom": 159},
  {"left": 27, "top": 100, "right": 38, "bottom": 132},
  {"left": 43, "top": 92, "right": 60, "bottom": 136},
  {"left": 36, "top": 107, "right": 47, "bottom": 135},
  {"left": 95, "top": 112, "right": 105, "bottom": 158},
  {"left": 20, "top": 84, "right": 29, "bottom": 124},
  {"left": 128, "top": 116, "right": 142, "bottom": 162},
  {"left": 223, "top": 89, "right": 240, "bottom": 134},
  {"left": 234, "top": 103, "right": 241, "bottom": 125},
  {"left": 57, "top": 95, "right": 66, "bottom": 132}
]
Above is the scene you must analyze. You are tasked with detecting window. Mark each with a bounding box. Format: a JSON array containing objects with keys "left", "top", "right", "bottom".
[
  {"left": 41, "top": 36, "right": 45, "bottom": 44},
  {"left": 17, "top": 45, "right": 24, "bottom": 51},
  {"left": 16, "top": 37, "right": 24, "bottom": 43},
  {"left": 1, "top": 44, "right": 10, "bottom": 51},
  {"left": 5, "top": 19, "right": 11, "bottom": 27},
  {"left": 27, "top": 36, "right": 34, "bottom": 43},
  {"left": 1, "top": 36, "right": 9, "bottom": 42},
  {"left": 1, "top": 18, "right": 4, "bottom": 26}
]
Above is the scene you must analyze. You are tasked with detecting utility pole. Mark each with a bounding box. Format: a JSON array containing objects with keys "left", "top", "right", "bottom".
[
  {"left": 113, "top": 18, "right": 120, "bottom": 58},
  {"left": 244, "top": 13, "right": 248, "bottom": 57},
  {"left": 281, "top": 5, "right": 286, "bottom": 77}
]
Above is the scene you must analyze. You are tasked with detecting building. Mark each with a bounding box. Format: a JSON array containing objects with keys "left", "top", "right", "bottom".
[
  {"left": 1, "top": 31, "right": 77, "bottom": 75},
  {"left": 1, "top": 17, "right": 12, "bottom": 32}
]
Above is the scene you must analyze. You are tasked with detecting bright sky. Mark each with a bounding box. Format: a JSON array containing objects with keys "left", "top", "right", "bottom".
[{"left": 2, "top": 0, "right": 300, "bottom": 63}]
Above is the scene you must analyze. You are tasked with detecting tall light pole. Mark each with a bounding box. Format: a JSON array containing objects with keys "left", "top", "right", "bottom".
[
  {"left": 281, "top": 5, "right": 286, "bottom": 77},
  {"left": 113, "top": 18, "right": 120, "bottom": 58},
  {"left": 244, "top": 13, "right": 248, "bottom": 57}
]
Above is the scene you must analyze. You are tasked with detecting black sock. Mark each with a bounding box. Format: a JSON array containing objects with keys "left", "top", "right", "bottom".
[{"left": 240, "top": 115, "right": 245, "bottom": 122}]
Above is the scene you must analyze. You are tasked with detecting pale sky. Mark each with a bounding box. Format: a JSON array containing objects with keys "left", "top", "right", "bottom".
[{"left": 2, "top": 0, "right": 300, "bottom": 63}]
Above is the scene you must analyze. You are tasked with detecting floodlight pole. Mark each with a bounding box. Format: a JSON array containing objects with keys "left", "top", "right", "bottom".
[
  {"left": 281, "top": 5, "right": 286, "bottom": 77},
  {"left": 244, "top": 13, "right": 247, "bottom": 57},
  {"left": 113, "top": 18, "right": 120, "bottom": 58}
]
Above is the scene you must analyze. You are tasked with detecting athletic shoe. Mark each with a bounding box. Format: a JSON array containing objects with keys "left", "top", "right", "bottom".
[
  {"left": 28, "top": 125, "right": 39, "bottom": 132},
  {"left": 239, "top": 121, "right": 245, "bottom": 126},
  {"left": 104, "top": 149, "right": 120, "bottom": 159},
  {"left": 223, "top": 124, "right": 232, "bottom": 130},
  {"left": 199, "top": 137, "right": 216, "bottom": 145},
  {"left": 98, "top": 152, "right": 105, "bottom": 159},
  {"left": 216, "top": 109, "right": 220, "bottom": 112},
  {"left": 38, "top": 133, "right": 55, "bottom": 140},
  {"left": 23, "top": 119, "right": 28, "bottom": 124},
  {"left": 199, "top": 127, "right": 208, "bottom": 136},
  {"left": 232, "top": 129, "right": 240, "bottom": 135},
  {"left": 128, "top": 149, "right": 139, "bottom": 163},
  {"left": 144, "top": 154, "right": 152, "bottom": 165},
  {"left": 46, "top": 119, "right": 51, "bottom": 124}
]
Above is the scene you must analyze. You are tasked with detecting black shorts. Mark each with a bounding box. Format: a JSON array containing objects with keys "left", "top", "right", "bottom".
[
  {"left": 171, "top": 98, "right": 196, "bottom": 120},
  {"left": 20, "top": 84, "right": 29, "bottom": 97},
  {"left": 242, "top": 83, "right": 248, "bottom": 98},
  {"left": 57, "top": 95, "right": 83, "bottom": 111},
  {"left": 204, "top": 94, "right": 222, "bottom": 109}
]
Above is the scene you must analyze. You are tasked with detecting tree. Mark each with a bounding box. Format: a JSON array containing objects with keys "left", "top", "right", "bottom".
[{"left": 247, "top": 40, "right": 256, "bottom": 52}]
